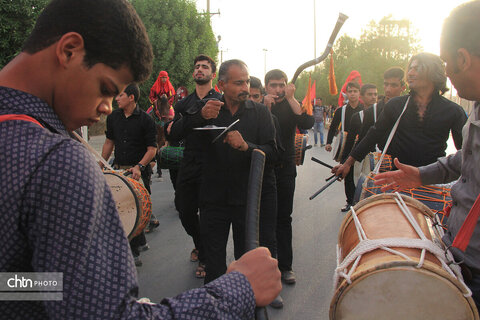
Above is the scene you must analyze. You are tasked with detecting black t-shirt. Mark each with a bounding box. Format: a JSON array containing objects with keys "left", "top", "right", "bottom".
[
  {"left": 350, "top": 93, "right": 467, "bottom": 167},
  {"left": 105, "top": 106, "right": 157, "bottom": 166},
  {"left": 271, "top": 99, "right": 314, "bottom": 162}
]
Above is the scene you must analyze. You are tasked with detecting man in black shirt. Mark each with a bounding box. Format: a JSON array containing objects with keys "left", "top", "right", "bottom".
[
  {"left": 333, "top": 52, "right": 467, "bottom": 179},
  {"left": 357, "top": 67, "right": 406, "bottom": 146},
  {"left": 175, "top": 59, "right": 277, "bottom": 284},
  {"left": 264, "top": 69, "right": 314, "bottom": 287},
  {"left": 326, "top": 81, "right": 364, "bottom": 212},
  {"left": 101, "top": 83, "right": 157, "bottom": 266},
  {"left": 166, "top": 54, "right": 222, "bottom": 278}
]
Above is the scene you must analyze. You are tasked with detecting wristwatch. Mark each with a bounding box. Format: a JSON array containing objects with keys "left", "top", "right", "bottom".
[{"left": 136, "top": 163, "right": 145, "bottom": 172}]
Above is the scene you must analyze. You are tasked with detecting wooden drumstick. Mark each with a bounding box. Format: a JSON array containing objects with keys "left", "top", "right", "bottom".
[{"left": 71, "top": 131, "right": 114, "bottom": 171}]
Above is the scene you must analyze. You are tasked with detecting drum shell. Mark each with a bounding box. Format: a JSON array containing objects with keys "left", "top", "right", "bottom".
[
  {"left": 294, "top": 134, "right": 308, "bottom": 166},
  {"left": 159, "top": 146, "right": 184, "bottom": 169},
  {"left": 330, "top": 193, "right": 478, "bottom": 320},
  {"left": 104, "top": 171, "right": 152, "bottom": 240}
]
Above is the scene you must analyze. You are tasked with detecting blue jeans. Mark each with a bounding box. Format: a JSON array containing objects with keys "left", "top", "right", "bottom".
[{"left": 313, "top": 121, "right": 324, "bottom": 145}]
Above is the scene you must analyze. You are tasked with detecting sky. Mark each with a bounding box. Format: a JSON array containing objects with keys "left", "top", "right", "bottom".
[{"left": 194, "top": 0, "right": 468, "bottom": 83}]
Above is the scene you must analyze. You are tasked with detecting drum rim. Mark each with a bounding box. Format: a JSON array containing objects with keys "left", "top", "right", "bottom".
[
  {"left": 330, "top": 257, "right": 479, "bottom": 319},
  {"left": 104, "top": 171, "right": 141, "bottom": 240}
]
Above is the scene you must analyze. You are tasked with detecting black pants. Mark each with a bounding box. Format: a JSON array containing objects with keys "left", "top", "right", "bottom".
[
  {"left": 175, "top": 162, "right": 204, "bottom": 263},
  {"left": 201, "top": 204, "right": 246, "bottom": 284},
  {"left": 260, "top": 168, "right": 277, "bottom": 258},
  {"left": 275, "top": 161, "right": 297, "bottom": 272},
  {"left": 169, "top": 168, "right": 178, "bottom": 191},
  {"left": 344, "top": 166, "right": 355, "bottom": 205}
]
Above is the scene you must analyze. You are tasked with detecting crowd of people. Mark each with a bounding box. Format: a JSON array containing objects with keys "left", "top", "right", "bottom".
[{"left": 1, "top": 0, "right": 480, "bottom": 318}]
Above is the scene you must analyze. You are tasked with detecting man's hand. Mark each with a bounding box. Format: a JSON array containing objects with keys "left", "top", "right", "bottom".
[
  {"left": 263, "top": 94, "right": 276, "bottom": 111},
  {"left": 332, "top": 163, "right": 351, "bottom": 179},
  {"left": 227, "top": 247, "right": 281, "bottom": 307},
  {"left": 127, "top": 166, "right": 142, "bottom": 181},
  {"left": 325, "top": 144, "right": 332, "bottom": 152},
  {"left": 285, "top": 83, "right": 295, "bottom": 100},
  {"left": 224, "top": 131, "right": 248, "bottom": 151},
  {"left": 166, "top": 121, "right": 174, "bottom": 135},
  {"left": 374, "top": 158, "right": 422, "bottom": 192},
  {"left": 201, "top": 100, "right": 223, "bottom": 119}
]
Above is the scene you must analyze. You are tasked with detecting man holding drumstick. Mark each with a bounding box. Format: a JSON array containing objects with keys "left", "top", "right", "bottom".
[
  {"left": 374, "top": 0, "right": 480, "bottom": 309},
  {"left": 0, "top": 0, "right": 280, "bottom": 318}
]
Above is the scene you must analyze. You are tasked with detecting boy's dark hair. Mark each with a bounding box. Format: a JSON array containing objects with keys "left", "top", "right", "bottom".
[
  {"left": 194, "top": 54, "right": 217, "bottom": 74},
  {"left": 360, "top": 83, "right": 377, "bottom": 96},
  {"left": 218, "top": 59, "right": 248, "bottom": 82},
  {"left": 265, "top": 69, "right": 288, "bottom": 86},
  {"left": 22, "top": 0, "right": 153, "bottom": 83},
  {"left": 346, "top": 81, "right": 360, "bottom": 90},
  {"left": 383, "top": 67, "right": 405, "bottom": 86},
  {"left": 124, "top": 83, "right": 140, "bottom": 103}
]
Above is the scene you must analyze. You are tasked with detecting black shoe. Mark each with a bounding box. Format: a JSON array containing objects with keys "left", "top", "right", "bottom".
[
  {"left": 133, "top": 254, "right": 143, "bottom": 267},
  {"left": 341, "top": 204, "right": 352, "bottom": 212},
  {"left": 270, "top": 294, "right": 284, "bottom": 309}
]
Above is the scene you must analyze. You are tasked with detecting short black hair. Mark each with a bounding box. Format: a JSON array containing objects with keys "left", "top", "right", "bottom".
[
  {"left": 360, "top": 83, "right": 377, "bottom": 96},
  {"left": 22, "top": 0, "right": 153, "bottom": 83},
  {"left": 383, "top": 67, "right": 405, "bottom": 86},
  {"left": 218, "top": 59, "right": 248, "bottom": 82},
  {"left": 124, "top": 83, "right": 140, "bottom": 103},
  {"left": 441, "top": 0, "right": 480, "bottom": 57},
  {"left": 194, "top": 54, "right": 217, "bottom": 74},
  {"left": 265, "top": 69, "right": 288, "bottom": 86},
  {"left": 346, "top": 81, "right": 360, "bottom": 91},
  {"left": 250, "top": 76, "right": 263, "bottom": 90}
]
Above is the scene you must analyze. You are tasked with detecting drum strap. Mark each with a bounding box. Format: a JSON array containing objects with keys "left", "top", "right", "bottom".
[
  {"left": 452, "top": 194, "right": 480, "bottom": 252},
  {"left": 0, "top": 114, "right": 44, "bottom": 127},
  {"left": 373, "top": 97, "right": 410, "bottom": 174}
]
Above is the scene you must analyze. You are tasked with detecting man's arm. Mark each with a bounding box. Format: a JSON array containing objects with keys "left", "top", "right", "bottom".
[
  {"left": 451, "top": 104, "right": 468, "bottom": 150},
  {"left": 342, "top": 113, "right": 361, "bottom": 162},
  {"left": 128, "top": 146, "right": 157, "bottom": 180},
  {"left": 100, "top": 138, "right": 115, "bottom": 168},
  {"left": 285, "top": 83, "right": 302, "bottom": 115},
  {"left": 325, "top": 107, "right": 342, "bottom": 151}
]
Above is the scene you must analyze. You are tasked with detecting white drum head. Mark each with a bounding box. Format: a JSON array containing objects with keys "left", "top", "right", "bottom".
[{"left": 104, "top": 172, "right": 140, "bottom": 238}]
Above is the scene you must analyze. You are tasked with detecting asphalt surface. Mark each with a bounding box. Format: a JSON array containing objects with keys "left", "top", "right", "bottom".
[{"left": 90, "top": 130, "right": 346, "bottom": 319}]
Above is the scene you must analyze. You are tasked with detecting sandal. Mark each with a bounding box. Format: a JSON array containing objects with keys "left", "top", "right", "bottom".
[
  {"left": 190, "top": 249, "right": 199, "bottom": 262},
  {"left": 195, "top": 263, "right": 206, "bottom": 278}
]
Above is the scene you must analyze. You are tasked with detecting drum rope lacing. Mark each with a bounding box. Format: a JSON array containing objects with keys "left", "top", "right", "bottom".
[{"left": 334, "top": 193, "right": 472, "bottom": 297}]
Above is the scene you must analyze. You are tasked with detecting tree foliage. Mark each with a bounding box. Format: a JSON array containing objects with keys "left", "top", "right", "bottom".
[
  {"left": 295, "top": 16, "right": 422, "bottom": 106},
  {"left": 0, "top": 0, "right": 49, "bottom": 68},
  {"left": 131, "top": 0, "right": 218, "bottom": 109}
]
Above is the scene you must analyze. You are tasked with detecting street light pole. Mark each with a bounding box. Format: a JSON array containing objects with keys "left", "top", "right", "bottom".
[
  {"left": 263, "top": 48, "right": 268, "bottom": 76},
  {"left": 313, "top": 0, "right": 317, "bottom": 59}
]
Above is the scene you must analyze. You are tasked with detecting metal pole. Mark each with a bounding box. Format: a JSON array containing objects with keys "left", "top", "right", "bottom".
[
  {"left": 263, "top": 49, "right": 267, "bottom": 76},
  {"left": 207, "top": 0, "right": 210, "bottom": 15},
  {"left": 313, "top": 0, "right": 317, "bottom": 59}
]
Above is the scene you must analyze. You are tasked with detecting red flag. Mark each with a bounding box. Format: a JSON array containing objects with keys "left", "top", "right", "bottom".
[
  {"left": 302, "top": 76, "right": 313, "bottom": 115},
  {"left": 214, "top": 84, "right": 222, "bottom": 93}
]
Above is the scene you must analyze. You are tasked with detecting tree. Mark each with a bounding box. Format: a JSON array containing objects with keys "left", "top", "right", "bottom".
[
  {"left": 131, "top": 0, "right": 218, "bottom": 109},
  {"left": 295, "top": 16, "right": 422, "bottom": 106},
  {"left": 0, "top": 0, "right": 49, "bottom": 68}
]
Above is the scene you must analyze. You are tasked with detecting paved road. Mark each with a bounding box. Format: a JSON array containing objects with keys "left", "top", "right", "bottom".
[{"left": 89, "top": 132, "right": 354, "bottom": 319}]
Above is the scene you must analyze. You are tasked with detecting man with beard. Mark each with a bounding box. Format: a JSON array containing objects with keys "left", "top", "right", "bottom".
[
  {"left": 263, "top": 69, "right": 314, "bottom": 290},
  {"left": 333, "top": 53, "right": 467, "bottom": 179},
  {"left": 175, "top": 59, "right": 277, "bottom": 284},
  {"left": 166, "top": 54, "right": 222, "bottom": 278}
]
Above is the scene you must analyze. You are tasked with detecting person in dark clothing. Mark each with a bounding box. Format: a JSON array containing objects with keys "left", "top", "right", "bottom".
[
  {"left": 101, "top": 83, "right": 157, "bottom": 266},
  {"left": 326, "top": 81, "right": 364, "bottom": 212},
  {"left": 357, "top": 67, "right": 406, "bottom": 146},
  {"left": 263, "top": 69, "right": 314, "bottom": 289},
  {"left": 343, "top": 84, "right": 378, "bottom": 163},
  {"left": 166, "top": 54, "right": 222, "bottom": 278},
  {"left": 174, "top": 59, "right": 277, "bottom": 284},
  {"left": 333, "top": 52, "right": 467, "bottom": 180},
  {"left": 249, "top": 76, "right": 265, "bottom": 103}
]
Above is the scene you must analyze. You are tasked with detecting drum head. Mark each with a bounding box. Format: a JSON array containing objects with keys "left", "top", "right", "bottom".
[
  {"left": 331, "top": 262, "right": 478, "bottom": 320},
  {"left": 104, "top": 172, "right": 140, "bottom": 239}
]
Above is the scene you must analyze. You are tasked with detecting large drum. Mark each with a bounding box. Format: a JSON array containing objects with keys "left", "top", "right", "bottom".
[
  {"left": 158, "top": 146, "right": 184, "bottom": 169},
  {"left": 104, "top": 171, "right": 152, "bottom": 240},
  {"left": 294, "top": 134, "right": 310, "bottom": 166},
  {"left": 355, "top": 172, "right": 453, "bottom": 225},
  {"left": 331, "top": 193, "right": 478, "bottom": 319}
]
